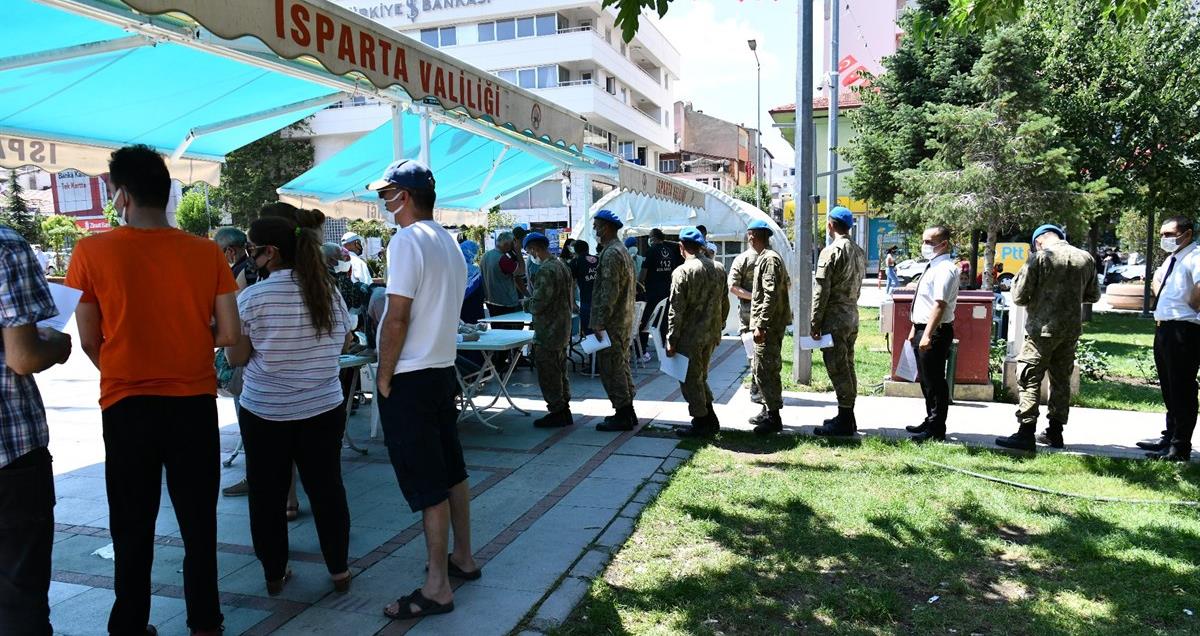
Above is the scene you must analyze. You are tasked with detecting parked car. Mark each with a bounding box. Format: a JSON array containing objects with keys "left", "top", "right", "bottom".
[{"left": 894, "top": 258, "right": 929, "bottom": 285}]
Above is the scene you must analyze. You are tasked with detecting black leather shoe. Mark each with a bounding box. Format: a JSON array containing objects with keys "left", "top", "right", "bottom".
[
  {"left": 1036, "top": 428, "right": 1064, "bottom": 449},
  {"left": 995, "top": 434, "right": 1036, "bottom": 451},
  {"left": 905, "top": 422, "right": 929, "bottom": 434},
  {"left": 911, "top": 430, "right": 945, "bottom": 444},
  {"left": 1150, "top": 446, "right": 1192, "bottom": 462},
  {"left": 1136, "top": 439, "right": 1170, "bottom": 452}
]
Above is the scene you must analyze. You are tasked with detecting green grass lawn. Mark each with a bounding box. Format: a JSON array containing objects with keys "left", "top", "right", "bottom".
[
  {"left": 773, "top": 307, "right": 1161, "bottom": 413},
  {"left": 556, "top": 435, "right": 1200, "bottom": 636}
]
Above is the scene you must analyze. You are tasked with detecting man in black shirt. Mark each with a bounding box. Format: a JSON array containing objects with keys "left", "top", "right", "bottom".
[
  {"left": 640, "top": 228, "right": 685, "bottom": 353},
  {"left": 569, "top": 241, "right": 600, "bottom": 333}
]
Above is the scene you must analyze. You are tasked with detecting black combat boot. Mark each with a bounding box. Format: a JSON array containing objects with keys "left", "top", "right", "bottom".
[
  {"left": 814, "top": 407, "right": 857, "bottom": 437},
  {"left": 1036, "top": 420, "right": 1065, "bottom": 449},
  {"left": 905, "top": 421, "right": 929, "bottom": 433},
  {"left": 706, "top": 401, "right": 720, "bottom": 430},
  {"left": 532, "top": 411, "right": 564, "bottom": 428},
  {"left": 995, "top": 422, "right": 1036, "bottom": 451},
  {"left": 753, "top": 410, "right": 783, "bottom": 436},
  {"left": 748, "top": 405, "right": 769, "bottom": 427},
  {"left": 597, "top": 405, "right": 636, "bottom": 432},
  {"left": 1149, "top": 443, "right": 1192, "bottom": 462},
  {"left": 676, "top": 415, "right": 716, "bottom": 439}
]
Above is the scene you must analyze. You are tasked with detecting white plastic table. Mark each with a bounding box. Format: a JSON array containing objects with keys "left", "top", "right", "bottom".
[
  {"left": 456, "top": 329, "right": 535, "bottom": 430},
  {"left": 339, "top": 352, "right": 377, "bottom": 454},
  {"left": 479, "top": 310, "right": 533, "bottom": 325}
]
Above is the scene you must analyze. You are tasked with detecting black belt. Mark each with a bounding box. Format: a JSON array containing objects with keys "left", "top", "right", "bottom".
[{"left": 912, "top": 322, "right": 953, "bottom": 329}]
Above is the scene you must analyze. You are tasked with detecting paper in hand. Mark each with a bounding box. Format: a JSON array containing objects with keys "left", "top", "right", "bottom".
[
  {"left": 799, "top": 334, "right": 834, "bottom": 350},
  {"left": 580, "top": 332, "right": 611, "bottom": 354},
  {"left": 37, "top": 283, "right": 83, "bottom": 332},
  {"left": 741, "top": 331, "right": 755, "bottom": 359},
  {"left": 660, "top": 352, "right": 689, "bottom": 382},
  {"left": 894, "top": 341, "right": 919, "bottom": 382}
]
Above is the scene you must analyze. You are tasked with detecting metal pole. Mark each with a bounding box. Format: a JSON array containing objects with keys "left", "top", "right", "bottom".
[
  {"left": 391, "top": 104, "right": 403, "bottom": 160},
  {"left": 756, "top": 54, "right": 763, "bottom": 211},
  {"left": 794, "top": 0, "right": 815, "bottom": 384},
  {"left": 826, "top": 0, "right": 840, "bottom": 246}
]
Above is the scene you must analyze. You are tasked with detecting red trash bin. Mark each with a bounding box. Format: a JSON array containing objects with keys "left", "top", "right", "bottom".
[{"left": 888, "top": 290, "right": 993, "bottom": 384}]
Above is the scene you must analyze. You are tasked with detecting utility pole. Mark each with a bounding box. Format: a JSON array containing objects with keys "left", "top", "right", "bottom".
[
  {"left": 749, "top": 39, "right": 762, "bottom": 212},
  {"left": 826, "top": 0, "right": 840, "bottom": 245},
  {"left": 793, "top": 0, "right": 815, "bottom": 384}
]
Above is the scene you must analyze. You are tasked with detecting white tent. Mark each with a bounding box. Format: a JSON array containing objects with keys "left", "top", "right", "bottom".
[{"left": 572, "top": 179, "right": 798, "bottom": 336}]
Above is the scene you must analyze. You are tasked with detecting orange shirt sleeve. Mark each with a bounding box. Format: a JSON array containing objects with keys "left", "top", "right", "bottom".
[{"left": 64, "top": 239, "right": 95, "bottom": 303}]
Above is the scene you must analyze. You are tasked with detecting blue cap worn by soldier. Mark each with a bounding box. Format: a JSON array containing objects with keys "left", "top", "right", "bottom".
[
  {"left": 366, "top": 158, "right": 436, "bottom": 191},
  {"left": 623, "top": 237, "right": 638, "bottom": 248},
  {"left": 593, "top": 209, "right": 623, "bottom": 228},
  {"left": 747, "top": 219, "right": 774, "bottom": 236},
  {"left": 829, "top": 206, "right": 854, "bottom": 229},
  {"left": 1032, "top": 224, "right": 1066, "bottom": 242},
  {"left": 679, "top": 226, "right": 704, "bottom": 245},
  {"left": 522, "top": 232, "right": 548, "bottom": 250}
]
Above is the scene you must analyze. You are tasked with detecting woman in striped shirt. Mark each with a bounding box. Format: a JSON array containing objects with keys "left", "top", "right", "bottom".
[{"left": 225, "top": 211, "right": 354, "bottom": 596}]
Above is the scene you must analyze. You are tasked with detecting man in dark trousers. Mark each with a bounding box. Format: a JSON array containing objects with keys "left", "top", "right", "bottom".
[
  {"left": 904, "top": 225, "right": 959, "bottom": 443},
  {"left": 639, "top": 228, "right": 683, "bottom": 354},
  {"left": 1139, "top": 216, "right": 1200, "bottom": 461}
]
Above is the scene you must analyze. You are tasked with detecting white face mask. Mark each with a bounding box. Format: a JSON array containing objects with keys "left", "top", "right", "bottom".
[
  {"left": 921, "top": 244, "right": 937, "bottom": 260},
  {"left": 1161, "top": 236, "right": 1179, "bottom": 253},
  {"left": 381, "top": 189, "right": 405, "bottom": 228}
]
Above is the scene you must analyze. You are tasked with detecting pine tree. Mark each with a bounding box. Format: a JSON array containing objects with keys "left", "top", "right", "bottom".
[{"left": 5, "top": 169, "right": 43, "bottom": 244}]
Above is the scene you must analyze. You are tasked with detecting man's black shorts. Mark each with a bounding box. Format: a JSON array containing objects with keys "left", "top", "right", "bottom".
[{"left": 378, "top": 366, "right": 468, "bottom": 512}]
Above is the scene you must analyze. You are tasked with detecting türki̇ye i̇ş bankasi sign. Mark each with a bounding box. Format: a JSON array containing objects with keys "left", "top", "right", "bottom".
[{"left": 121, "top": 0, "right": 583, "bottom": 149}]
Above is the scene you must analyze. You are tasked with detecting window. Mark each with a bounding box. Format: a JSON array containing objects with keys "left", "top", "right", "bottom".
[
  {"left": 420, "top": 27, "right": 455, "bottom": 47},
  {"left": 620, "top": 87, "right": 628, "bottom": 104},
  {"left": 581, "top": 72, "right": 593, "bottom": 83},
  {"left": 478, "top": 22, "right": 495, "bottom": 42},
  {"left": 536, "top": 14, "right": 557, "bottom": 36},
  {"left": 496, "top": 18, "right": 515, "bottom": 40},
  {"left": 496, "top": 69, "right": 517, "bottom": 85},
  {"left": 440, "top": 26, "right": 456, "bottom": 46},
  {"left": 618, "top": 141, "right": 635, "bottom": 160},
  {"left": 605, "top": 76, "right": 616, "bottom": 94},
  {"left": 584, "top": 123, "right": 610, "bottom": 149},
  {"left": 517, "top": 16, "right": 535, "bottom": 37},
  {"left": 558, "top": 67, "right": 570, "bottom": 84},
  {"left": 420, "top": 28, "right": 439, "bottom": 47},
  {"left": 537, "top": 65, "right": 557, "bottom": 88},
  {"left": 659, "top": 159, "right": 678, "bottom": 173},
  {"left": 518, "top": 68, "right": 536, "bottom": 89}
]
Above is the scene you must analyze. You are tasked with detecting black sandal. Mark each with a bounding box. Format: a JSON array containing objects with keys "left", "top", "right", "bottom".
[
  {"left": 383, "top": 588, "right": 454, "bottom": 620},
  {"left": 447, "top": 555, "right": 482, "bottom": 581}
]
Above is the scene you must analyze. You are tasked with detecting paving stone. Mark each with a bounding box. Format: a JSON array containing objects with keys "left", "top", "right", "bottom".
[
  {"left": 148, "top": 544, "right": 257, "bottom": 588},
  {"left": 460, "top": 424, "right": 555, "bottom": 452},
  {"left": 619, "top": 499, "right": 646, "bottom": 519},
  {"left": 517, "top": 631, "right": 547, "bottom": 636},
  {"left": 538, "top": 501, "right": 622, "bottom": 533},
  {"left": 406, "top": 584, "right": 542, "bottom": 636},
  {"left": 501, "top": 459, "right": 584, "bottom": 495},
  {"left": 315, "top": 555, "right": 425, "bottom": 615},
  {"left": 562, "top": 426, "right": 625, "bottom": 447},
  {"left": 525, "top": 443, "right": 602, "bottom": 468},
  {"left": 287, "top": 520, "right": 399, "bottom": 560},
  {"left": 558, "top": 477, "right": 643, "bottom": 511},
  {"left": 347, "top": 497, "right": 422, "bottom": 534},
  {"left": 218, "top": 559, "right": 337, "bottom": 605},
  {"left": 595, "top": 517, "right": 636, "bottom": 549},
  {"left": 48, "top": 581, "right": 91, "bottom": 607},
  {"left": 52, "top": 475, "right": 108, "bottom": 501},
  {"left": 52, "top": 497, "right": 110, "bottom": 527},
  {"left": 632, "top": 481, "right": 665, "bottom": 504},
  {"left": 157, "top": 604, "right": 273, "bottom": 636},
  {"left": 480, "top": 521, "right": 600, "bottom": 594},
  {"left": 530, "top": 576, "right": 591, "bottom": 631},
  {"left": 658, "top": 456, "right": 685, "bottom": 474},
  {"left": 589, "top": 454, "right": 662, "bottom": 481},
  {"left": 568, "top": 549, "right": 610, "bottom": 580},
  {"left": 669, "top": 448, "right": 694, "bottom": 460},
  {"left": 648, "top": 472, "right": 669, "bottom": 483},
  {"left": 50, "top": 534, "right": 116, "bottom": 578},
  {"left": 271, "top": 606, "right": 389, "bottom": 635},
  {"left": 464, "top": 448, "right": 536, "bottom": 469},
  {"left": 614, "top": 436, "right": 679, "bottom": 458},
  {"left": 50, "top": 588, "right": 185, "bottom": 636}
]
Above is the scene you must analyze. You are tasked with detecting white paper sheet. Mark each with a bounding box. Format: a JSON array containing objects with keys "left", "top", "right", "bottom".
[
  {"left": 660, "top": 352, "right": 689, "bottom": 382},
  {"left": 799, "top": 334, "right": 834, "bottom": 350},
  {"left": 895, "top": 341, "right": 919, "bottom": 382},
  {"left": 37, "top": 283, "right": 82, "bottom": 332},
  {"left": 580, "top": 332, "right": 611, "bottom": 354},
  {"left": 741, "top": 331, "right": 756, "bottom": 359}
]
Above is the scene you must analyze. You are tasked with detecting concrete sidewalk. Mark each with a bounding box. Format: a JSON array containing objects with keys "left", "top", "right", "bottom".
[{"left": 37, "top": 330, "right": 1166, "bottom": 635}]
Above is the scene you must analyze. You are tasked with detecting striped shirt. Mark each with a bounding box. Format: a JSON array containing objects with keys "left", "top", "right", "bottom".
[
  {"left": 0, "top": 227, "right": 56, "bottom": 468},
  {"left": 238, "top": 270, "right": 350, "bottom": 421}
]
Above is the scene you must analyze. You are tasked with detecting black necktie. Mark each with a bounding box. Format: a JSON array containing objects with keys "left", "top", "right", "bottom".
[{"left": 1161, "top": 255, "right": 1177, "bottom": 285}]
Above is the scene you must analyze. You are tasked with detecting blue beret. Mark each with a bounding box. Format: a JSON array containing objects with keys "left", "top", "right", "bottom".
[
  {"left": 747, "top": 219, "right": 774, "bottom": 235},
  {"left": 1032, "top": 224, "right": 1065, "bottom": 242},
  {"left": 366, "top": 159, "right": 435, "bottom": 191},
  {"left": 624, "top": 237, "right": 638, "bottom": 248},
  {"left": 593, "top": 209, "right": 622, "bottom": 228},
  {"left": 522, "top": 232, "right": 548, "bottom": 250},
  {"left": 829, "top": 206, "right": 854, "bottom": 227},
  {"left": 679, "top": 226, "right": 704, "bottom": 245}
]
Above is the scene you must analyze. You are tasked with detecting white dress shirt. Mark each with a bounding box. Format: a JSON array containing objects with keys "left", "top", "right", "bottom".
[
  {"left": 912, "top": 253, "right": 959, "bottom": 325},
  {"left": 347, "top": 252, "right": 373, "bottom": 285},
  {"left": 1154, "top": 241, "right": 1200, "bottom": 324}
]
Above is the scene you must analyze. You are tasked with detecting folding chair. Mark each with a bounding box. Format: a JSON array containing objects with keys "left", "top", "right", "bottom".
[
  {"left": 643, "top": 298, "right": 668, "bottom": 357},
  {"left": 630, "top": 301, "right": 646, "bottom": 369}
]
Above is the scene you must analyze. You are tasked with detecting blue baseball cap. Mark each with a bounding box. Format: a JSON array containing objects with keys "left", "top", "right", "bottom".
[
  {"left": 366, "top": 159, "right": 435, "bottom": 192},
  {"left": 593, "top": 209, "right": 622, "bottom": 228},
  {"left": 1032, "top": 224, "right": 1065, "bottom": 242},
  {"left": 624, "top": 237, "right": 638, "bottom": 248},
  {"left": 829, "top": 206, "right": 854, "bottom": 228},
  {"left": 679, "top": 226, "right": 704, "bottom": 245},
  {"left": 522, "top": 232, "right": 549, "bottom": 250},
  {"left": 747, "top": 219, "right": 774, "bottom": 236}
]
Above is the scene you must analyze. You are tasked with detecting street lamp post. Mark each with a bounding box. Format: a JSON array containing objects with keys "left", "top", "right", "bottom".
[{"left": 748, "top": 39, "right": 762, "bottom": 212}]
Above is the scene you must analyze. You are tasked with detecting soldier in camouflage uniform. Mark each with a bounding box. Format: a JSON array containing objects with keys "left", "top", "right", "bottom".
[
  {"left": 812, "top": 207, "right": 866, "bottom": 436},
  {"left": 667, "top": 227, "right": 731, "bottom": 438},
  {"left": 728, "top": 246, "right": 760, "bottom": 403},
  {"left": 521, "top": 233, "right": 574, "bottom": 428},
  {"left": 995, "top": 224, "right": 1100, "bottom": 451},
  {"left": 747, "top": 220, "right": 792, "bottom": 436},
  {"left": 590, "top": 209, "right": 639, "bottom": 432}
]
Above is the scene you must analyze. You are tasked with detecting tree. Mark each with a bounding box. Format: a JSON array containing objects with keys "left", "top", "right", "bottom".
[
  {"left": 891, "top": 26, "right": 1109, "bottom": 289},
  {"left": 211, "top": 124, "right": 314, "bottom": 228},
  {"left": 347, "top": 218, "right": 394, "bottom": 248},
  {"left": 175, "top": 188, "right": 221, "bottom": 236},
  {"left": 732, "top": 180, "right": 771, "bottom": 213},
  {"left": 5, "top": 169, "right": 44, "bottom": 244},
  {"left": 40, "top": 214, "right": 85, "bottom": 271},
  {"left": 102, "top": 201, "right": 119, "bottom": 228},
  {"left": 909, "top": 0, "right": 1158, "bottom": 40}
]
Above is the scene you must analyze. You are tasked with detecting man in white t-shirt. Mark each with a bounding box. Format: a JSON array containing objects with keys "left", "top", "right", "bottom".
[
  {"left": 904, "top": 225, "right": 960, "bottom": 444},
  {"left": 339, "top": 232, "right": 374, "bottom": 285},
  {"left": 368, "top": 160, "right": 477, "bottom": 621},
  {"left": 31, "top": 244, "right": 49, "bottom": 273}
]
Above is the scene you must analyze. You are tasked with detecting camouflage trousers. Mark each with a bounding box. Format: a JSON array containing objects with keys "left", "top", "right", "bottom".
[
  {"left": 678, "top": 342, "right": 716, "bottom": 418},
  {"left": 822, "top": 327, "right": 859, "bottom": 408},
  {"left": 1015, "top": 334, "right": 1077, "bottom": 427},
  {"left": 533, "top": 343, "right": 571, "bottom": 413},
  {"left": 752, "top": 328, "right": 786, "bottom": 411},
  {"left": 597, "top": 326, "right": 636, "bottom": 409}
]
